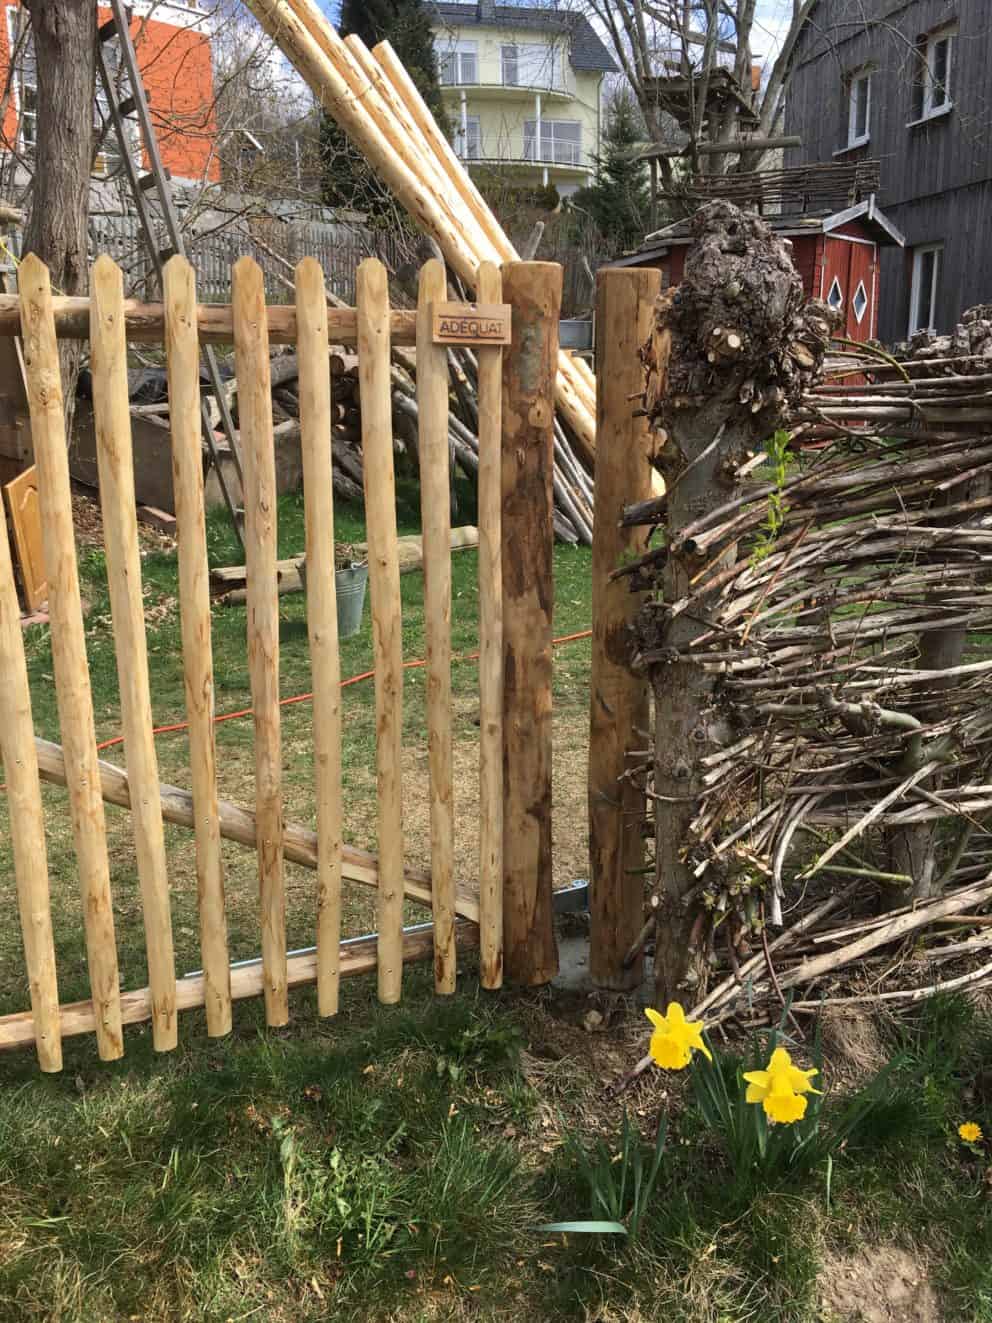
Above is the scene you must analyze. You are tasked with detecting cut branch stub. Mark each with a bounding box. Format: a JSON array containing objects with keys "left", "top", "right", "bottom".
[{"left": 644, "top": 201, "right": 839, "bottom": 445}]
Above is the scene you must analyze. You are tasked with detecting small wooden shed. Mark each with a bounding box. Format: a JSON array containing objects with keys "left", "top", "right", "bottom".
[{"left": 611, "top": 197, "right": 905, "bottom": 343}]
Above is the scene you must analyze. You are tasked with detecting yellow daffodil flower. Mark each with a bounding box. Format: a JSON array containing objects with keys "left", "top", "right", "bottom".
[
  {"left": 959, "top": 1121, "right": 983, "bottom": 1143},
  {"left": 645, "top": 1003, "right": 712, "bottom": 1071},
  {"left": 743, "top": 1046, "right": 821, "bottom": 1125}
]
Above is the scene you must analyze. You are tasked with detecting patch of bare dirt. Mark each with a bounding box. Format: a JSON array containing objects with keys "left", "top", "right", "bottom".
[
  {"left": 819, "top": 1006, "right": 888, "bottom": 1090},
  {"left": 820, "top": 1246, "right": 942, "bottom": 1323}
]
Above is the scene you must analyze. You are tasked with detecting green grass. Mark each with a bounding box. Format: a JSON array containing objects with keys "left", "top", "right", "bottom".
[
  {"left": 0, "top": 480, "right": 594, "bottom": 1013},
  {"left": 3, "top": 987, "right": 992, "bottom": 1320}
]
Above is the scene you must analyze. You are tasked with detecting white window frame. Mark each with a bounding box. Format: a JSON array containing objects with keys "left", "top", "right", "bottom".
[
  {"left": 523, "top": 118, "right": 582, "bottom": 166},
  {"left": 439, "top": 40, "right": 478, "bottom": 87},
  {"left": 501, "top": 41, "right": 562, "bottom": 90},
  {"left": 917, "top": 27, "right": 955, "bottom": 121},
  {"left": 847, "top": 69, "right": 871, "bottom": 147},
  {"left": 455, "top": 114, "right": 481, "bottom": 161},
  {"left": 909, "top": 243, "right": 943, "bottom": 335},
  {"left": 5, "top": 7, "right": 37, "bottom": 155}
]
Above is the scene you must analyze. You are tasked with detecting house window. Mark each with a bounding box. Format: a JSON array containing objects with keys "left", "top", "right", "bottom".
[
  {"left": 847, "top": 70, "right": 871, "bottom": 146},
  {"left": 93, "top": 42, "right": 141, "bottom": 179},
  {"left": 455, "top": 115, "right": 481, "bottom": 161},
  {"left": 912, "top": 27, "right": 955, "bottom": 120},
  {"left": 439, "top": 41, "right": 478, "bottom": 86},
  {"left": 909, "top": 243, "right": 942, "bottom": 334},
  {"left": 5, "top": 8, "right": 37, "bottom": 154},
  {"left": 501, "top": 43, "right": 561, "bottom": 90},
  {"left": 523, "top": 119, "right": 582, "bottom": 166},
  {"left": 827, "top": 276, "right": 844, "bottom": 310}
]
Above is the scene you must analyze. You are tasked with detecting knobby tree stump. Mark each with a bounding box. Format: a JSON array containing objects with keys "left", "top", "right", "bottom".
[{"left": 635, "top": 202, "right": 837, "bottom": 1005}]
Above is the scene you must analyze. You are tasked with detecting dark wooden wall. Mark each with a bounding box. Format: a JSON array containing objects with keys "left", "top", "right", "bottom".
[{"left": 785, "top": 0, "right": 992, "bottom": 341}]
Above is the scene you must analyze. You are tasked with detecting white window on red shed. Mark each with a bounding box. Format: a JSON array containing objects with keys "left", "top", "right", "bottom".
[
  {"left": 852, "top": 280, "right": 869, "bottom": 324},
  {"left": 827, "top": 276, "right": 844, "bottom": 310}
]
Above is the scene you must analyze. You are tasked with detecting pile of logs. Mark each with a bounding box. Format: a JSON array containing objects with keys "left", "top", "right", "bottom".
[{"left": 264, "top": 337, "right": 595, "bottom": 544}]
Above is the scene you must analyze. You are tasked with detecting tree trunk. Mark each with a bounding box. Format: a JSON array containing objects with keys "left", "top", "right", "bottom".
[
  {"left": 635, "top": 202, "right": 837, "bottom": 1007},
  {"left": 22, "top": 0, "right": 95, "bottom": 434}
]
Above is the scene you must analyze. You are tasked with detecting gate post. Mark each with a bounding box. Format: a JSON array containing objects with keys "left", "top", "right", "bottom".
[
  {"left": 589, "top": 266, "right": 661, "bottom": 990},
  {"left": 500, "top": 260, "right": 562, "bottom": 985}
]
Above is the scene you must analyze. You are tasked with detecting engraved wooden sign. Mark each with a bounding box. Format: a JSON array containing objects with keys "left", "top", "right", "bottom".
[{"left": 432, "top": 302, "right": 511, "bottom": 346}]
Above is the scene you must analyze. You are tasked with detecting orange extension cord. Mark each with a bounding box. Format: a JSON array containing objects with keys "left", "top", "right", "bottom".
[{"left": 91, "top": 628, "right": 594, "bottom": 754}]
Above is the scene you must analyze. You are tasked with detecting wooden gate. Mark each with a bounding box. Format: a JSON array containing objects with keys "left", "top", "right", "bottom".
[{"left": 0, "top": 251, "right": 536, "bottom": 1071}]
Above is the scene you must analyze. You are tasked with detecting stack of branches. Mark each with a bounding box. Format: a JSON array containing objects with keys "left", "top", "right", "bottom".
[{"left": 622, "top": 322, "right": 992, "bottom": 1024}]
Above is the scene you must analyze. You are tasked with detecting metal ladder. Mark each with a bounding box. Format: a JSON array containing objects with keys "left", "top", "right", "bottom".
[{"left": 95, "top": 0, "right": 244, "bottom": 549}]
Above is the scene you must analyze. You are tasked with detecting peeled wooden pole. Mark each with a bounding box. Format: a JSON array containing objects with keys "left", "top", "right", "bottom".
[
  {"left": 34, "top": 737, "right": 481, "bottom": 922},
  {"left": 373, "top": 40, "right": 514, "bottom": 267},
  {"left": 476, "top": 260, "right": 504, "bottom": 989},
  {"left": 18, "top": 253, "right": 123, "bottom": 1063},
  {"left": 358, "top": 258, "right": 406, "bottom": 1004},
  {"left": 0, "top": 922, "right": 482, "bottom": 1055},
  {"left": 91, "top": 256, "right": 178, "bottom": 1053},
  {"left": 296, "top": 256, "right": 345, "bottom": 1017},
  {"left": 164, "top": 257, "right": 231, "bottom": 1038},
  {"left": 0, "top": 513, "right": 61, "bottom": 1072},
  {"left": 342, "top": 36, "right": 501, "bottom": 272},
  {"left": 589, "top": 267, "right": 661, "bottom": 990},
  {"left": 243, "top": 0, "right": 481, "bottom": 279},
  {"left": 416, "top": 259, "right": 456, "bottom": 994},
  {"left": 244, "top": 0, "right": 597, "bottom": 461},
  {"left": 501, "top": 262, "right": 561, "bottom": 985},
  {"left": 233, "top": 257, "right": 288, "bottom": 1027}
]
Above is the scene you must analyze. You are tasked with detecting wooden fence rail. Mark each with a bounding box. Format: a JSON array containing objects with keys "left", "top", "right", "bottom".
[{"left": 0, "top": 252, "right": 531, "bottom": 1069}]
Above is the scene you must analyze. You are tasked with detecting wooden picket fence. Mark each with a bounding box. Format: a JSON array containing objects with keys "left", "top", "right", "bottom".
[{"left": 0, "top": 252, "right": 510, "bottom": 1072}]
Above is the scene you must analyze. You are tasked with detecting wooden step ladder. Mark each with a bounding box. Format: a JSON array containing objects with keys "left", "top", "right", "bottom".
[{"left": 95, "top": 0, "right": 245, "bottom": 550}]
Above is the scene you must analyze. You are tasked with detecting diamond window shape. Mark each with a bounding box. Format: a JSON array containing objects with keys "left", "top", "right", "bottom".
[
  {"left": 827, "top": 276, "right": 844, "bottom": 309},
  {"left": 852, "top": 280, "right": 869, "bottom": 324}
]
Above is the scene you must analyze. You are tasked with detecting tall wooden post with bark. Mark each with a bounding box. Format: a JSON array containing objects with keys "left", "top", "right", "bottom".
[
  {"left": 631, "top": 203, "right": 837, "bottom": 1006},
  {"left": 589, "top": 266, "right": 661, "bottom": 990},
  {"left": 501, "top": 260, "right": 561, "bottom": 986}
]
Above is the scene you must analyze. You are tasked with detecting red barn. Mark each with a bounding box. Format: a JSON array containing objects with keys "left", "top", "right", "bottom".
[{"left": 611, "top": 197, "right": 905, "bottom": 343}]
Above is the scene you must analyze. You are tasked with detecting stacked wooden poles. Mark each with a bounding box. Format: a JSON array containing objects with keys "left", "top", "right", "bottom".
[
  {"left": 296, "top": 256, "right": 345, "bottom": 1017},
  {"left": 0, "top": 503, "right": 61, "bottom": 1071},
  {"left": 501, "top": 262, "right": 562, "bottom": 985},
  {"left": 476, "top": 261, "right": 504, "bottom": 989},
  {"left": 417, "top": 259, "right": 457, "bottom": 994},
  {"left": 243, "top": 0, "right": 598, "bottom": 466},
  {"left": 233, "top": 257, "right": 288, "bottom": 1027},
  {"left": 358, "top": 257, "right": 406, "bottom": 1004},
  {"left": 164, "top": 256, "right": 231, "bottom": 1038},
  {"left": 19, "top": 253, "right": 124, "bottom": 1062},
  {"left": 91, "top": 256, "right": 178, "bottom": 1053},
  {"left": 588, "top": 268, "right": 661, "bottom": 990}
]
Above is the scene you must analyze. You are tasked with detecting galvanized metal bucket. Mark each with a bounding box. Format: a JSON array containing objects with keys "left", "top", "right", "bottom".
[{"left": 297, "top": 558, "right": 369, "bottom": 639}]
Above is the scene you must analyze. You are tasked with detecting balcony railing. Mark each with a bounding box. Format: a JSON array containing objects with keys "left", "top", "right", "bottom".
[{"left": 454, "top": 134, "right": 590, "bottom": 171}]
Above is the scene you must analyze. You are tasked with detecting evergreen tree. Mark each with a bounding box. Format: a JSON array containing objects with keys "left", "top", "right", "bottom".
[
  {"left": 571, "top": 94, "right": 650, "bottom": 251},
  {"left": 321, "top": 0, "right": 447, "bottom": 217}
]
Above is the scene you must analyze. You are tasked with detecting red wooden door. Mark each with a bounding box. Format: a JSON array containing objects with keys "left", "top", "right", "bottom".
[{"left": 822, "top": 236, "right": 879, "bottom": 342}]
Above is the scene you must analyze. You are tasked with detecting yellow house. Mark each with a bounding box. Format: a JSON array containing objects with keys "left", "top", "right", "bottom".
[{"left": 428, "top": 1, "right": 617, "bottom": 197}]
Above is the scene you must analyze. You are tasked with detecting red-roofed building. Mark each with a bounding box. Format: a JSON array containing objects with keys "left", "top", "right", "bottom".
[{"left": 0, "top": 0, "right": 220, "bottom": 189}]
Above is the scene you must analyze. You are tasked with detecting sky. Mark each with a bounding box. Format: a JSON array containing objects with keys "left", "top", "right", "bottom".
[{"left": 315, "top": 0, "right": 795, "bottom": 66}]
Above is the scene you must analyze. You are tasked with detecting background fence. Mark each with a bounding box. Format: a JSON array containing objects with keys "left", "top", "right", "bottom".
[{"left": 86, "top": 214, "right": 402, "bottom": 304}]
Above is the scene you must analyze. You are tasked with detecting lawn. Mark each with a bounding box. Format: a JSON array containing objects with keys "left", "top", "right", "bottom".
[{"left": 3, "top": 484, "right": 992, "bottom": 1321}]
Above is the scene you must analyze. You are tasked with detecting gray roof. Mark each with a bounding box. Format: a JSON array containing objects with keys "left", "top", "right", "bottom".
[{"left": 429, "top": 4, "right": 618, "bottom": 73}]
